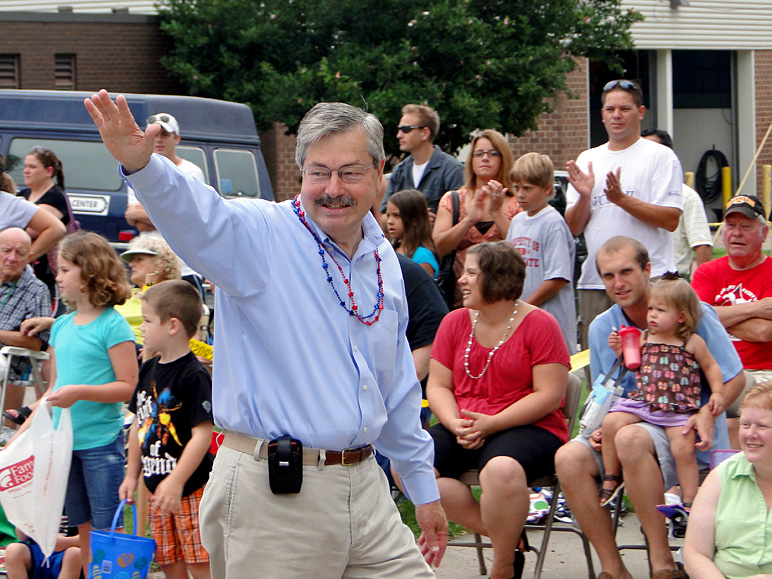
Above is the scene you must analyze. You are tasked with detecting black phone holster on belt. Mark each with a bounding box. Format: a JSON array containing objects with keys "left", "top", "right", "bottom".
[{"left": 267, "top": 435, "right": 303, "bottom": 494}]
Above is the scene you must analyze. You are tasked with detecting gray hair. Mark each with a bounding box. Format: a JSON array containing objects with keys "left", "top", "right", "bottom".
[{"left": 295, "top": 102, "right": 385, "bottom": 169}]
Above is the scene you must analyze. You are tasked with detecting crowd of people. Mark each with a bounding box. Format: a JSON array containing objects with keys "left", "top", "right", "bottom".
[{"left": 0, "top": 77, "right": 768, "bottom": 579}]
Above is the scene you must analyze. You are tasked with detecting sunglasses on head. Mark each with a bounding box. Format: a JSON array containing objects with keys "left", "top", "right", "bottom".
[
  {"left": 147, "top": 114, "right": 172, "bottom": 125},
  {"left": 603, "top": 79, "right": 637, "bottom": 93}
]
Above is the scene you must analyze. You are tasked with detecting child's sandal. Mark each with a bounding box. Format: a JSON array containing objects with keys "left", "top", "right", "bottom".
[{"left": 599, "top": 474, "right": 625, "bottom": 507}]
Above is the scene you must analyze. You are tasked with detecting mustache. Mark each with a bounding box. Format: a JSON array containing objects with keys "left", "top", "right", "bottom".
[{"left": 315, "top": 195, "right": 357, "bottom": 208}]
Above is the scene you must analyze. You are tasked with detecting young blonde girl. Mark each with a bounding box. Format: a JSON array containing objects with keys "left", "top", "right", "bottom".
[
  {"left": 385, "top": 189, "right": 439, "bottom": 276},
  {"left": 16, "top": 231, "right": 137, "bottom": 577},
  {"left": 600, "top": 278, "right": 725, "bottom": 509}
]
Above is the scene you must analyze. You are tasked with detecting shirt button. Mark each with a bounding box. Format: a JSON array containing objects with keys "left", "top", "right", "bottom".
[
  {"left": 353, "top": 345, "right": 359, "bottom": 352},
  {"left": 363, "top": 385, "right": 368, "bottom": 391},
  {"left": 363, "top": 427, "right": 368, "bottom": 433}
]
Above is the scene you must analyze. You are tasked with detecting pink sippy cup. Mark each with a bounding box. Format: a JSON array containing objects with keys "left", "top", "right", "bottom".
[{"left": 618, "top": 325, "right": 641, "bottom": 370}]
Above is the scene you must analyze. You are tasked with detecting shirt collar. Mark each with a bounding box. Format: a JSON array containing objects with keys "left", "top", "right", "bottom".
[{"left": 728, "top": 452, "right": 755, "bottom": 481}]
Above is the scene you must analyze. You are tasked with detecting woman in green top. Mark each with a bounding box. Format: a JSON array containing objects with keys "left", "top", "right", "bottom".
[{"left": 684, "top": 381, "right": 772, "bottom": 579}]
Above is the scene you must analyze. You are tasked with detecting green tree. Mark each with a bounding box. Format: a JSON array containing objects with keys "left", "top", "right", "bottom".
[{"left": 159, "top": 0, "right": 642, "bottom": 156}]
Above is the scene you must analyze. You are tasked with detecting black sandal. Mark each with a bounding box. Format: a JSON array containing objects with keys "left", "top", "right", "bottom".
[
  {"left": 599, "top": 473, "right": 625, "bottom": 507},
  {"left": 3, "top": 406, "right": 31, "bottom": 426},
  {"left": 511, "top": 529, "right": 530, "bottom": 579}
]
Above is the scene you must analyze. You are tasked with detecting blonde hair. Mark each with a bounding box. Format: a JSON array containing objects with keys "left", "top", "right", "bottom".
[
  {"left": 740, "top": 381, "right": 772, "bottom": 412},
  {"left": 58, "top": 231, "right": 133, "bottom": 307},
  {"left": 649, "top": 278, "right": 702, "bottom": 341},
  {"left": 510, "top": 152, "right": 555, "bottom": 198},
  {"left": 125, "top": 233, "right": 182, "bottom": 282}
]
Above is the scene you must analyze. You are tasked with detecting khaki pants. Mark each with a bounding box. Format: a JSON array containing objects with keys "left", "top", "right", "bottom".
[{"left": 200, "top": 444, "right": 434, "bottom": 579}]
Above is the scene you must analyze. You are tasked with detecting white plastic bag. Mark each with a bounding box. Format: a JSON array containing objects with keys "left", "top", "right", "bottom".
[{"left": 0, "top": 399, "right": 72, "bottom": 560}]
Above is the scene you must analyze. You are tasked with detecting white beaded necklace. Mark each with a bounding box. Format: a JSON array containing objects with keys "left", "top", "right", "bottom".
[{"left": 464, "top": 302, "right": 519, "bottom": 379}]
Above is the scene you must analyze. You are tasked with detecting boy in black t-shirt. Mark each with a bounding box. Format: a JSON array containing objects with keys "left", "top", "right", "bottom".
[{"left": 120, "top": 280, "right": 213, "bottom": 579}]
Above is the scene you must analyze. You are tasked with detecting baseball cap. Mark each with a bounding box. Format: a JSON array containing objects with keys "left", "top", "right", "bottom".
[
  {"left": 120, "top": 246, "right": 160, "bottom": 263},
  {"left": 724, "top": 195, "right": 766, "bottom": 220},
  {"left": 146, "top": 113, "right": 180, "bottom": 135}
]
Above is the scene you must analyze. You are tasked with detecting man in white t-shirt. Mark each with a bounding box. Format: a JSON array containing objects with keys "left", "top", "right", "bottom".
[
  {"left": 125, "top": 112, "right": 206, "bottom": 232},
  {"left": 565, "top": 79, "right": 683, "bottom": 349},
  {"left": 124, "top": 113, "right": 207, "bottom": 292}
]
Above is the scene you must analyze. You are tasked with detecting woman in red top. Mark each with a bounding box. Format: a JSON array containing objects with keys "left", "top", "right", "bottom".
[{"left": 428, "top": 241, "right": 569, "bottom": 579}]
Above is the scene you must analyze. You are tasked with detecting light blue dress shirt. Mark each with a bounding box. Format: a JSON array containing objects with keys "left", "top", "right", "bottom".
[{"left": 123, "top": 154, "right": 439, "bottom": 504}]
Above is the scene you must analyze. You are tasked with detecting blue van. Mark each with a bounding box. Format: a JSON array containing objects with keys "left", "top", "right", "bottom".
[{"left": 0, "top": 89, "right": 274, "bottom": 246}]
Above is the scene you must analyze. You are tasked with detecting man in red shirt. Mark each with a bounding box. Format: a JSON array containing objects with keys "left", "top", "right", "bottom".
[{"left": 691, "top": 194, "right": 772, "bottom": 442}]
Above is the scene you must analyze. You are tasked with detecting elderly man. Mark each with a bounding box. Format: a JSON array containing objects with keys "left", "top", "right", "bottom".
[
  {"left": 566, "top": 80, "right": 683, "bottom": 350},
  {"left": 555, "top": 236, "right": 744, "bottom": 579},
  {"left": 0, "top": 227, "right": 51, "bottom": 438},
  {"left": 85, "top": 91, "right": 447, "bottom": 578},
  {"left": 692, "top": 195, "right": 772, "bottom": 430}
]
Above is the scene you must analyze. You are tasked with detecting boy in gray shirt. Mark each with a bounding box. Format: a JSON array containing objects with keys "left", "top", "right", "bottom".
[{"left": 507, "top": 153, "right": 577, "bottom": 353}]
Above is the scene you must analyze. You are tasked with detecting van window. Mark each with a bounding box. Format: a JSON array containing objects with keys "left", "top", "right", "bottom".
[
  {"left": 176, "top": 147, "right": 209, "bottom": 184},
  {"left": 214, "top": 149, "right": 260, "bottom": 198},
  {"left": 6, "top": 138, "right": 123, "bottom": 192}
]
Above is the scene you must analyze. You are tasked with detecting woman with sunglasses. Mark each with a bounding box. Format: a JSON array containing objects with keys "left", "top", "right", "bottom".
[
  {"left": 18, "top": 146, "right": 74, "bottom": 311},
  {"left": 432, "top": 129, "right": 520, "bottom": 308}
]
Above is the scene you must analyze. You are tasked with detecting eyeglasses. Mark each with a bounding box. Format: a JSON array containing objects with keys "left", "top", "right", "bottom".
[
  {"left": 472, "top": 149, "right": 502, "bottom": 158},
  {"left": 397, "top": 125, "right": 425, "bottom": 134},
  {"left": 603, "top": 79, "right": 637, "bottom": 93},
  {"left": 301, "top": 163, "right": 374, "bottom": 184},
  {"left": 147, "top": 114, "right": 173, "bottom": 125}
]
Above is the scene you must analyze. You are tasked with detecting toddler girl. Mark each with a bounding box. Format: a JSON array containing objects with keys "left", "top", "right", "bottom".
[
  {"left": 17, "top": 231, "right": 137, "bottom": 577},
  {"left": 385, "top": 189, "right": 439, "bottom": 276},
  {"left": 599, "top": 278, "right": 725, "bottom": 509}
]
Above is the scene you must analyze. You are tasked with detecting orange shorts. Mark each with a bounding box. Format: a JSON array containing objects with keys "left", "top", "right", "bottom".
[{"left": 148, "top": 486, "right": 209, "bottom": 566}]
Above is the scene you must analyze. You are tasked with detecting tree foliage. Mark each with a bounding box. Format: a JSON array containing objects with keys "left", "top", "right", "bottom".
[{"left": 159, "top": 0, "right": 643, "bottom": 157}]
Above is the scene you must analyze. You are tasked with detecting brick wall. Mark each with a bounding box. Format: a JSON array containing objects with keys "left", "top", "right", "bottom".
[
  {"left": 507, "top": 59, "right": 589, "bottom": 170},
  {"left": 755, "top": 50, "right": 772, "bottom": 198},
  {"left": 0, "top": 15, "right": 181, "bottom": 94},
  {"left": 261, "top": 123, "right": 299, "bottom": 203}
]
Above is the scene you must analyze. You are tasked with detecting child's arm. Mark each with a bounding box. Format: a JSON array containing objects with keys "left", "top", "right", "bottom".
[
  {"left": 54, "top": 535, "right": 81, "bottom": 552},
  {"left": 687, "top": 334, "right": 725, "bottom": 416},
  {"left": 524, "top": 278, "right": 568, "bottom": 307},
  {"left": 608, "top": 329, "right": 622, "bottom": 357},
  {"left": 119, "top": 419, "right": 141, "bottom": 504},
  {"left": 152, "top": 421, "right": 213, "bottom": 514},
  {"left": 46, "top": 341, "right": 138, "bottom": 408}
]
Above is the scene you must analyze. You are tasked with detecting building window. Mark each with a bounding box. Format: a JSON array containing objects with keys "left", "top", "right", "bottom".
[
  {"left": 0, "top": 55, "right": 19, "bottom": 89},
  {"left": 55, "top": 54, "right": 76, "bottom": 90}
]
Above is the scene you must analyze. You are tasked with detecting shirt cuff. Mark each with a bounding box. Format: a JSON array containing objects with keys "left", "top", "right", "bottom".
[{"left": 401, "top": 470, "right": 440, "bottom": 506}]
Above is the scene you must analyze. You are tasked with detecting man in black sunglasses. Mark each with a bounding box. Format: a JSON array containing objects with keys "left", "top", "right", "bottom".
[
  {"left": 565, "top": 79, "right": 684, "bottom": 353},
  {"left": 377, "top": 104, "right": 463, "bottom": 223}
]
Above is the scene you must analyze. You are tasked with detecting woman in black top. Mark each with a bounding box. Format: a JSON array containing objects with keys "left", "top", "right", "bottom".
[{"left": 18, "top": 146, "right": 71, "bottom": 308}]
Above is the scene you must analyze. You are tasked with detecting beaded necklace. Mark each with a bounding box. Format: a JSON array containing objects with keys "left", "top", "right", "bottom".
[
  {"left": 292, "top": 195, "right": 384, "bottom": 325},
  {"left": 464, "top": 302, "right": 519, "bottom": 379}
]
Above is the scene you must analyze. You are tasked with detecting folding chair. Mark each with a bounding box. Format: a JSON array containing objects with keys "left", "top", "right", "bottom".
[
  {"left": 0, "top": 346, "right": 49, "bottom": 417},
  {"left": 447, "top": 372, "right": 595, "bottom": 578}
]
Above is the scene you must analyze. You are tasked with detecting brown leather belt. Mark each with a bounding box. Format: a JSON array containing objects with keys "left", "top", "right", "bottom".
[{"left": 222, "top": 431, "right": 373, "bottom": 466}]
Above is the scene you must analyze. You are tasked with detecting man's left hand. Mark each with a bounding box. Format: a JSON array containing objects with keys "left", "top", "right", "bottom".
[
  {"left": 604, "top": 168, "right": 625, "bottom": 204},
  {"left": 684, "top": 407, "right": 715, "bottom": 451},
  {"left": 415, "top": 500, "right": 448, "bottom": 567}
]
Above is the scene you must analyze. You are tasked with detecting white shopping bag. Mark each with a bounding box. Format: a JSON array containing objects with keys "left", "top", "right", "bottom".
[{"left": 0, "top": 399, "right": 72, "bottom": 560}]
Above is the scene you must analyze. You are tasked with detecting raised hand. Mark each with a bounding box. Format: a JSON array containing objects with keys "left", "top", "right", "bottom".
[
  {"left": 84, "top": 90, "right": 160, "bottom": 173},
  {"left": 566, "top": 160, "right": 595, "bottom": 197}
]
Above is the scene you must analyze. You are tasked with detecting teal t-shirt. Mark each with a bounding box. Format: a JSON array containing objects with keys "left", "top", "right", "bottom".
[
  {"left": 411, "top": 246, "right": 439, "bottom": 277},
  {"left": 50, "top": 307, "right": 135, "bottom": 450}
]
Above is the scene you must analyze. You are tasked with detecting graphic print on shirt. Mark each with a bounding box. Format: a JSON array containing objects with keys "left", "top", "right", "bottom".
[
  {"left": 136, "top": 382, "right": 182, "bottom": 478},
  {"left": 713, "top": 283, "right": 758, "bottom": 342},
  {"left": 511, "top": 236, "right": 541, "bottom": 269}
]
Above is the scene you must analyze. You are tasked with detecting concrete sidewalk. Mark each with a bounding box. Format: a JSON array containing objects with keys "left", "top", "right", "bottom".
[{"left": 146, "top": 512, "right": 682, "bottom": 578}]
